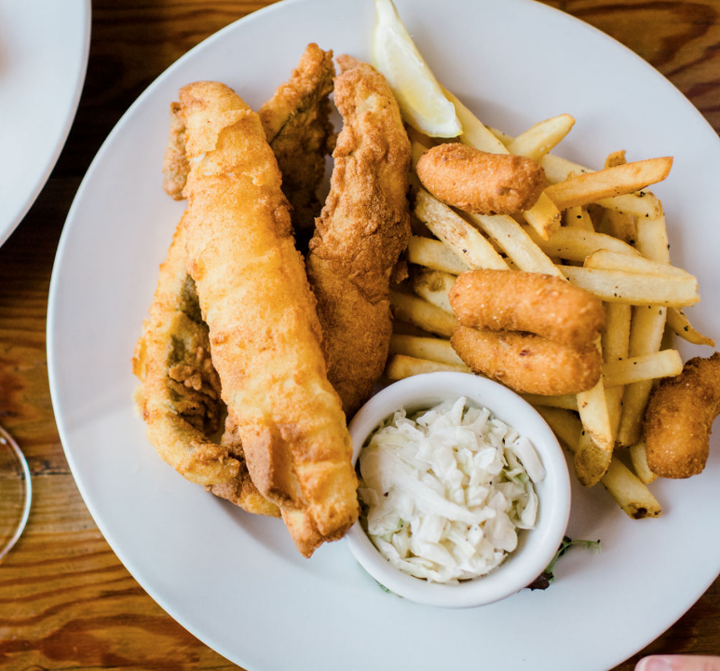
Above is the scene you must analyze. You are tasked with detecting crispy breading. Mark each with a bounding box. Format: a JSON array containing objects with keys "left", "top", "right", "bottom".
[
  {"left": 416, "top": 143, "right": 545, "bottom": 215},
  {"left": 644, "top": 352, "right": 720, "bottom": 479},
  {"left": 451, "top": 326, "right": 602, "bottom": 396},
  {"left": 132, "top": 216, "right": 279, "bottom": 515},
  {"left": 449, "top": 269, "right": 605, "bottom": 349},
  {"left": 307, "top": 55, "right": 412, "bottom": 416},
  {"left": 162, "top": 102, "right": 190, "bottom": 200},
  {"left": 259, "top": 43, "right": 335, "bottom": 236},
  {"left": 179, "top": 81, "right": 358, "bottom": 557}
]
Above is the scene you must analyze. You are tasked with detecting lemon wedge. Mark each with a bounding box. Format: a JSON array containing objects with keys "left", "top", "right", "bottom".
[{"left": 373, "top": 0, "right": 462, "bottom": 138}]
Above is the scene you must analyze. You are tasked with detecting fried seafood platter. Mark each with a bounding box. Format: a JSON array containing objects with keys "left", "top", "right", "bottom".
[{"left": 133, "top": 1, "right": 719, "bottom": 567}]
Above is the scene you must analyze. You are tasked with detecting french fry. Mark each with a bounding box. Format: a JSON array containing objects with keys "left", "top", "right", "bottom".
[
  {"left": 575, "top": 337, "right": 613, "bottom": 485},
  {"left": 602, "top": 302, "right": 631, "bottom": 444},
  {"left": 574, "top": 430, "right": 612, "bottom": 488},
  {"left": 584, "top": 249, "right": 694, "bottom": 279},
  {"left": 629, "top": 441, "right": 658, "bottom": 485},
  {"left": 443, "top": 88, "right": 561, "bottom": 239},
  {"left": 467, "top": 211, "right": 564, "bottom": 277},
  {"left": 410, "top": 268, "right": 455, "bottom": 313},
  {"left": 540, "top": 153, "right": 663, "bottom": 219},
  {"left": 414, "top": 188, "right": 509, "bottom": 271},
  {"left": 508, "top": 114, "right": 575, "bottom": 162},
  {"left": 389, "top": 334, "right": 465, "bottom": 366},
  {"left": 565, "top": 206, "right": 594, "bottom": 232},
  {"left": 545, "top": 158, "right": 673, "bottom": 211},
  {"left": 389, "top": 291, "right": 457, "bottom": 337},
  {"left": 537, "top": 407, "right": 662, "bottom": 519},
  {"left": 666, "top": 308, "right": 716, "bottom": 347},
  {"left": 523, "top": 225, "right": 640, "bottom": 262},
  {"left": 617, "top": 213, "right": 671, "bottom": 447},
  {"left": 602, "top": 349, "right": 683, "bottom": 388},
  {"left": 407, "top": 235, "right": 471, "bottom": 275},
  {"left": 385, "top": 354, "right": 469, "bottom": 380},
  {"left": 560, "top": 266, "right": 699, "bottom": 307},
  {"left": 604, "top": 150, "right": 627, "bottom": 169},
  {"left": 520, "top": 393, "right": 579, "bottom": 411},
  {"left": 596, "top": 208, "right": 637, "bottom": 244}
]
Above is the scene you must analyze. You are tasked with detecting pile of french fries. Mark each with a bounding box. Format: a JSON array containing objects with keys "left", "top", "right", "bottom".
[{"left": 385, "top": 94, "right": 714, "bottom": 520}]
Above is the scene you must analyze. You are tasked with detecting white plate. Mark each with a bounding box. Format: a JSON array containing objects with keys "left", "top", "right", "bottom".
[
  {"left": 0, "top": 0, "right": 90, "bottom": 248},
  {"left": 47, "top": 1, "right": 720, "bottom": 670}
]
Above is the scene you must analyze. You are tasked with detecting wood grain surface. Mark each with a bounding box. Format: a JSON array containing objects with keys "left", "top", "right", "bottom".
[{"left": 0, "top": 1, "right": 718, "bottom": 670}]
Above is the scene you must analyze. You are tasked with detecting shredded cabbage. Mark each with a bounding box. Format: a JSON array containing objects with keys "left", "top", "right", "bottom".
[{"left": 358, "top": 397, "right": 545, "bottom": 584}]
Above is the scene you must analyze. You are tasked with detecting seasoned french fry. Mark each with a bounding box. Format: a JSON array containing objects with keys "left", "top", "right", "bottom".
[
  {"left": 604, "top": 150, "right": 627, "bottom": 169},
  {"left": 545, "top": 158, "right": 673, "bottom": 211},
  {"left": 414, "top": 188, "right": 509, "bottom": 271},
  {"left": 520, "top": 393, "right": 579, "bottom": 411},
  {"left": 385, "top": 354, "right": 469, "bottom": 380},
  {"left": 596, "top": 208, "right": 637, "bottom": 244},
  {"left": 560, "top": 266, "right": 699, "bottom": 307},
  {"left": 467, "top": 211, "right": 564, "bottom": 277},
  {"left": 602, "top": 349, "right": 683, "bottom": 388},
  {"left": 442, "top": 88, "right": 508, "bottom": 154},
  {"left": 574, "top": 430, "right": 612, "bottom": 487},
  {"left": 576, "top": 338, "right": 613, "bottom": 481},
  {"left": 565, "top": 206, "right": 594, "bottom": 232},
  {"left": 540, "top": 153, "right": 663, "bottom": 219},
  {"left": 617, "top": 213, "right": 670, "bottom": 447},
  {"left": 584, "top": 249, "right": 693, "bottom": 279},
  {"left": 389, "top": 334, "right": 465, "bottom": 366},
  {"left": 666, "top": 308, "right": 715, "bottom": 347},
  {"left": 602, "top": 302, "right": 631, "bottom": 444},
  {"left": 629, "top": 441, "right": 658, "bottom": 485},
  {"left": 389, "top": 291, "right": 457, "bottom": 337},
  {"left": 411, "top": 267, "right": 455, "bottom": 313},
  {"left": 523, "top": 192, "right": 562, "bottom": 240},
  {"left": 407, "top": 235, "right": 471, "bottom": 275},
  {"left": 523, "top": 225, "right": 640, "bottom": 262},
  {"left": 537, "top": 407, "right": 662, "bottom": 519},
  {"left": 508, "top": 114, "right": 575, "bottom": 162}
]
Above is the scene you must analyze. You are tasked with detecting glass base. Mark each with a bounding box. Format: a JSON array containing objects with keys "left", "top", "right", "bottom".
[{"left": 0, "top": 424, "right": 31, "bottom": 562}]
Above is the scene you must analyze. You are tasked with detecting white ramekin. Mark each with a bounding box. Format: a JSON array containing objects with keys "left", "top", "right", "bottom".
[{"left": 345, "top": 371, "right": 571, "bottom": 608}]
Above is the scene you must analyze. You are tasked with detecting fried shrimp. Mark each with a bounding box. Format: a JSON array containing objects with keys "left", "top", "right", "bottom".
[
  {"left": 644, "top": 352, "right": 720, "bottom": 479},
  {"left": 451, "top": 326, "right": 602, "bottom": 395},
  {"left": 179, "top": 81, "right": 358, "bottom": 557},
  {"left": 416, "top": 143, "right": 545, "bottom": 215},
  {"left": 449, "top": 269, "right": 605, "bottom": 349}
]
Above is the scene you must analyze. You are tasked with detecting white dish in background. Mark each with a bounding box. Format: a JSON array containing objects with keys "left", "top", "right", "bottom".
[
  {"left": 47, "top": 1, "right": 720, "bottom": 670},
  {"left": 346, "top": 372, "right": 571, "bottom": 609},
  {"left": 0, "top": 0, "right": 90, "bottom": 247}
]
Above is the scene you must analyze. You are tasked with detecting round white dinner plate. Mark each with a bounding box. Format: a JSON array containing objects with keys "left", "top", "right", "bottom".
[
  {"left": 47, "top": 1, "right": 720, "bottom": 670},
  {"left": 0, "top": 0, "right": 90, "bottom": 248}
]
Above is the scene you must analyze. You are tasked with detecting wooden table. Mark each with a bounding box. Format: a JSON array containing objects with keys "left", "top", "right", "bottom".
[{"left": 1, "top": 1, "right": 718, "bottom": 669}]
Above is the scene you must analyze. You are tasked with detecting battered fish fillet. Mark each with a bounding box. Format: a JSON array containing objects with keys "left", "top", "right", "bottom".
[
  {"left": 259, "top": 43, "right": 336, "bottom": 237},
  {"left": 307, "top": 55, "right": 412, "bottom": 416},
  {"left": 132, "top": 217, "right": 279, "bottom": 516},
  {"left": 179, "top": 81, "right": 358, "bottom": 557},
  {"left": 163, "top": 43, "right": 336, "bottom": 236},
  {"left": 644, "top": 352, "right": 720, "bottom": 479}
]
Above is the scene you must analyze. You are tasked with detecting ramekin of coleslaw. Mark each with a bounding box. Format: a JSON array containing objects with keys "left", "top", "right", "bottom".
[{"left": 345, "top": 372, "right": 571, "bottom": 608}]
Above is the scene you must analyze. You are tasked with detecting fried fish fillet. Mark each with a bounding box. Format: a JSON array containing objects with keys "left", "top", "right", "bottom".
[
  {"left": 132, "top": 216, "right": 279, "bottom": 516},
  {"left": 178, "top": 81, "right": 358, "bottom": 556},
  {"left": 307, "top": 55, "right": 411, "bottom": 416},
  {"left": 259, "top": 43, "right": 335, "bottom": 237},
  {"left": 163, "top": 43, "right": 336, "bottom": 238},
  {"left": 145, "top": 45, "right": 337, "bottom": 517}
]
